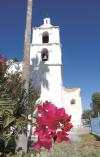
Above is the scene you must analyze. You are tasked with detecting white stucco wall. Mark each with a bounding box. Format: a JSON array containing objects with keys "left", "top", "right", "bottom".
[
  {"left": 6, "top": 60, "right": 22, "bottom": 74},
  {"left": 62, "top": 88, "right": 82, "bottom": 127}
]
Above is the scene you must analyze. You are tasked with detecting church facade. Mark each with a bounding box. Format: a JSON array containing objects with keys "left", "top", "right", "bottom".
[{"left": 30, "top": 18, "right": 82, "bottom": 127}]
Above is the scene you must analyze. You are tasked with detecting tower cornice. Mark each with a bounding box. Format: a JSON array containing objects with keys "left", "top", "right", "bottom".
[{"left": 32, "top": 26, "right": 59, "bottom": 30}]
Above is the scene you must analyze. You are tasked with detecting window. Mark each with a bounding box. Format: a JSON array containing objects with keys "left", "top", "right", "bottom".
[
  {"left": 42, "top": 32, "right": 49, "bottom": 43},
  {"left": 41, "top": 48, "right": 49, "bottom": 61},
  {"left": 70, "top": 99, "right": 76, "bottom": 105}
]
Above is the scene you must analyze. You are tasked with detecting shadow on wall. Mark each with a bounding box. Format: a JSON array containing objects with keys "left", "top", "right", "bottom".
[{"left": 30, "top": 55, "right": 49, "bottom": 93}]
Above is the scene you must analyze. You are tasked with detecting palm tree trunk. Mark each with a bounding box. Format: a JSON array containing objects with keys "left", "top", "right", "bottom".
[
  {"left": 19, "top": 0, "right": 33, "bottom": 152},
  {"left": 22, "top": 0, "right": 33, "bottom": 93}
]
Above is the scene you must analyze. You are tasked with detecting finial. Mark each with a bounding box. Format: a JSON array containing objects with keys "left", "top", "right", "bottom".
[{"left": 44, "top": 18, "right": 51, "bottom": 25}]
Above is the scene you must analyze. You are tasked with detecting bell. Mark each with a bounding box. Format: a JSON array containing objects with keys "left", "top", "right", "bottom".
[{"left": 42, "top": 55, "right": 48, "bottom": 61}]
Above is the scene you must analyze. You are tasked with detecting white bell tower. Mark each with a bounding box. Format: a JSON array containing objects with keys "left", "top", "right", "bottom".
[{"left": 30, "top": 18, "right": 63, "bottom": 107}]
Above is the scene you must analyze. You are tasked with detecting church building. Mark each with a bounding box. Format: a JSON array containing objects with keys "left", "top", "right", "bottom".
[{"left": 30, "top": 18, "right": 82, "bottom": 127}]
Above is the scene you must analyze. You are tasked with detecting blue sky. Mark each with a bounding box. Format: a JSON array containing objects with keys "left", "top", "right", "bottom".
[{"left": 0, "top": 0, "right": 100, "bottom": 111}]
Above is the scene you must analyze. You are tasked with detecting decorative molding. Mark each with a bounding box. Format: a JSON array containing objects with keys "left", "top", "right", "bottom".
[{"left": 31, "top": 43, "right": 61, "bottom": 46}]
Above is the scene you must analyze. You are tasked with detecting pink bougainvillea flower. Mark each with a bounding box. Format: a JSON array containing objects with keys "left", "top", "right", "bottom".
[
  {"left": 63, "top": 122, "right": 73, "bottom": 132},
  {"left": 56, "top": 131, "right": 72, "bottom": 144},
  {"left": 32, "top": 142, "right": 41, "bottom": 150},
  {"left": 32, "top": 135, "right": 52, "bottom": 150},
  {"left": 43, "top": 101, "right": 57, "bottom": 111},
  {"left": 56, "top": 108, "right": 72, "bottom": 124},
  {"left": 37, "top": 101, "right": 57, "bottom": 114},
  {"left": 40, "top": 136, "right": 52, "bottom": 150},
  {"left": 32, "top": 102, "right": 73, "bottom": 150}
]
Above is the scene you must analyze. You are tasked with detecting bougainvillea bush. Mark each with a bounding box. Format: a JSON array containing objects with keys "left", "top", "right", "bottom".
[{"left": 32, "top": 102, "right": 73, "bottom": 150}]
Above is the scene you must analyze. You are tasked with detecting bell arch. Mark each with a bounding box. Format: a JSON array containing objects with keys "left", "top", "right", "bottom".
[
  {"left": 41, "top": 48, "right": 49, "bottom": 61},
  {"left": 42, "top": 31, "right": 49, "bottom": 43}
]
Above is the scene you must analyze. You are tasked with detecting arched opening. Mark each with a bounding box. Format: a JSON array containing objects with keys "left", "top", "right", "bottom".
[
  {"left": 70, "top": 99, "right": 76, "bottom": 105},
  {"left": 41, "top": 48, "right": 49, "bottom": 61},
  {"left": 42, "top": 32, "right": 49, "bottom": 43}
]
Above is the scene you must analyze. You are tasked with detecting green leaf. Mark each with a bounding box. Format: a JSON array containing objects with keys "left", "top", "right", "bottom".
[
  {"left": 3, "top": 116, "right": 15, "bottom": 128},
  {"left": 4, "top": 109, "right": 13, "bottom": 115},
  {"left": 0, "top": 111, "right": 3, "bottom": 117},
  {"left": 5, "top": 135, "right": 12, "bottom": 148},
  {"left": 21, "top": 114, "right": 27, "bottom": 119}
]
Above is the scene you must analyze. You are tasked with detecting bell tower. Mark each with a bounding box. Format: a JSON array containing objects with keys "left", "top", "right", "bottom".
[{"left": 30, "top": 18, "right": 63, "bottom": 107}]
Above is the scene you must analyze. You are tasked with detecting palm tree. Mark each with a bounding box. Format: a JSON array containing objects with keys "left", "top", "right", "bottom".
[
  {"left": 21, "top": 0, "right": 33, "bottom": 152},
  {"left": 23, "top": 0, "right": 33, "bottom": 93}
]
